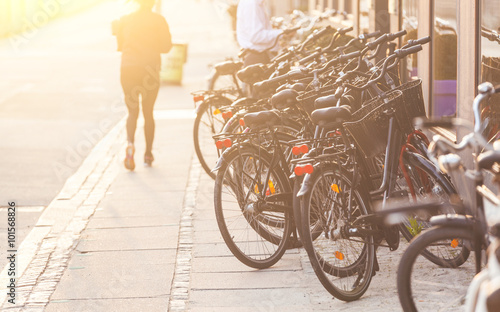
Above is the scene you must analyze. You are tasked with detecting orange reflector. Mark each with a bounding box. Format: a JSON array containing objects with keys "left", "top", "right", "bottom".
[
  {"left": 213, "top": 109, "right": 221, "bottom": 115},
  {"left": 268, "top": 180, "right": 276, "bottom": 194},
  {"left": 239, "top": 118, "right": 245, "bottom": 126},
  {"left": 223, "top": 139, "right": 232, "bottom": 148},
  {"left": 303, "top": 164, "right": 314, "bottom": 174},
  {"left": 334, "top": 251, "right": 344, "bottom": 260},
  {"left": 215, "top": 141, "right": 224, "bottom": 149},
  {"left": 193, "top": 95, "right": 204, "bottom": 102},
  {"left": 254, "top": 184, "right": 260, "bottom": 194},
  {"left": 292, "top": 146, "right": 301, "bottom": 156},
  {"left": 331, "top": 184, "right": 341, "bottom": 193},
  {"left": 450, "top": 239, "right": 459, "bottom": 248},
  {"left": 299, "top": 144, "right": 309, "bottom": 154},
  {"left": 294, "top": 166, "right": 304, "bottom": 176}
]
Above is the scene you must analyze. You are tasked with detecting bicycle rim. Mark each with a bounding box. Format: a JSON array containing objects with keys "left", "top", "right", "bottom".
[
  {"left": 301, "top": 167, "right": 375, "bottom": 301},
  {"left": 214, "top": 146, "right": 292, "bottom": 269},
  {"left": 194, "top": 98, "right": 229, "bottom": 179}
]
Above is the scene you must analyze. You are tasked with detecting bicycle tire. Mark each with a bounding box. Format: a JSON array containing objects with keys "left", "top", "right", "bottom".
[
  {"left": 208, "top": 71, "right": 241, "bottom": 96},
  {"left": 397, "top": 154, "right": 470, "bottom": 267},
  {"left": 193, "top": 96, "right": 232, "bottom": 179},
  {"left": 300, "top": 166, "right": 375, "bottom": 302},
  {"left": 397, "top": 226, "right": 475, "bottom": 312},
  {"left": 214, "top": 145, "right": 292, "bottom": 269}
]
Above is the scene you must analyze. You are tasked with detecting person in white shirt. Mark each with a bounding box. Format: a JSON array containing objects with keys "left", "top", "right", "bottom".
[{"left": 236, "top": 0, "right": 282, "bottom": 66}]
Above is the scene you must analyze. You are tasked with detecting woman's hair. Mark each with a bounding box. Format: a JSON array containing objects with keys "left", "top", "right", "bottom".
[{"left": 135, "top": 0, "right": 155, "bottom": 10}]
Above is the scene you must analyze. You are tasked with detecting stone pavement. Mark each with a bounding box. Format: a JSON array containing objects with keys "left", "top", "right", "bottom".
[{"left": 0, "top": 0, "right": 462, "bottom": 311}]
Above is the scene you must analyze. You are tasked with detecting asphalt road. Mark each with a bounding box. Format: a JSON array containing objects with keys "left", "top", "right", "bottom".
[{"left": 0, "top": 2, "right": 126, "bottom": 270}]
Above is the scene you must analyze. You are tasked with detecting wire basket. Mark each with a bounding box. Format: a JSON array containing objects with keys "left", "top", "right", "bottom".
[
  {"left": 343, "top": 90, "right": 405, "bottom": 158},
  {"left": 393, "top": 78, "right": 426, "bottom": 135}
]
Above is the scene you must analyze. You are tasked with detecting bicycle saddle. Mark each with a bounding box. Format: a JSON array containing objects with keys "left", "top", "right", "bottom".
[
  {"left": 237, "top": 64, "right": 267, "bottom": 84},
  {"left": 244, "top": 110, "right": 280, "bottom": 129},
  {"left": 271, "top": 89, "right": 299, "bottom": 110},
  {"left": 215, "top": 60, "right": 243, "bottom": 76},
  {"left": 477, "top": 150, "right": 500, "bottom": 171},
  {"left": 290, "top": 82, "right": 306, "bottom": 92},
  {"left": 311, "top": 105, "right": 352, "bottom": 129},
  {"left": 315, "top": 94, "right": 339, "bottom": 109}
]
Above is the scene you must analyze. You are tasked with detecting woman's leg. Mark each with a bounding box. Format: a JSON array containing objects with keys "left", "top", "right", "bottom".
[
  {"left": 121, "top": 67, "right": 142, "bottom": 145},
  {"left": 141, "top": 69, "right": 160, "bottom": 157}
]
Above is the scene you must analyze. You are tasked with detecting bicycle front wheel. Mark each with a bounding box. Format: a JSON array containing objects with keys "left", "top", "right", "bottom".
[
  {"left": 397, "top": 226, "right": 475, "bottom": 312},
  {"left": 193, "top": 96, "right": 231, "bottom": 179},
  {"left": 214, "top": 146, "right": 292, "bottom": 269},
  {"left": 300, "top": 167, "right": 375, "bottom": 302}
]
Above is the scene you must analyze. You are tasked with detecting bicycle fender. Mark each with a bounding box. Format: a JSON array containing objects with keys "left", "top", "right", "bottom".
[
  {"left": 429, "top": 214, "right": 475, "bottom": 228},
  {"left": 296, "top": 163, "right": 323, "bottom": 197},
  {"left": 210, "top": 142, "right": 262, "bottom": 173},
  {"left": 404, "top": 151, "right": 456, "bottom": 194}
]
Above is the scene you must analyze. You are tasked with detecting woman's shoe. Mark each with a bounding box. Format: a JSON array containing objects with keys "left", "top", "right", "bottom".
[
  {"left": 144, "top": 154, "right": 154, "bottom": 167},
  {"left": 124, "top": 144, "right": 135, "bottom": 170}
]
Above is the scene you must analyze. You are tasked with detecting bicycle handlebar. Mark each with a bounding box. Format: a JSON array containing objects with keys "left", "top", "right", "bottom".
[
  {"left": 402, "top": 36, "right": 431, "bottom": 49},
  {"left": 338, "top": 26, "right": 354, "bottom": 35},
  {"left": 344, "top": 45, "right": 421, "bottom": 91},
  {"left": 253, "top": 68, "right": 309, "bottom": 92}
]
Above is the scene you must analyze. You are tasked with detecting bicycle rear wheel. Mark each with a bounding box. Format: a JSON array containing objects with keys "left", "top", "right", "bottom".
[
  {"left": 300, "top": 166, "right": 375, "bottom": 302},
  {"left": 397, "top": 226, "right": 475, "bottom": 312},
  {"left": 214, "top": 145, "right": 292, "bottom": 269}
]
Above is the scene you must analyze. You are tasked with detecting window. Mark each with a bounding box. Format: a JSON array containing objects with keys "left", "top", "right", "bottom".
[
  {"left": 479, "top": 0, "right": 500, "bottom": 141},
  {"left": 401, "top": 0, "right": 418, "bottom": 81},
  {"left": 432, "top": 0, "right": 457, "bottom": 117}
]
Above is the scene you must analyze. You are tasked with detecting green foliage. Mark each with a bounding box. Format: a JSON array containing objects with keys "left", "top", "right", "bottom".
[{"left": 405, "top": 217, "right": 424, "bottom": 237}]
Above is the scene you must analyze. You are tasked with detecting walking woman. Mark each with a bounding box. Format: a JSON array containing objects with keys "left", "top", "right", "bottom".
[{"left": 112, "top": 0, "right": 172, "bottom": 170}]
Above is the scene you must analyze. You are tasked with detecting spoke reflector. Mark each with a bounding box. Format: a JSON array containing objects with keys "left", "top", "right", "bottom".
[
  {"left": 213, "top": 108, "right": 221, "bottom": 115},
  {"left": 254, "top": 184, "right": 260, "bottom": 194},
  {"left": 268, "top": 180, "right": 276, "bottom": 194},
  {"left": 450, "top": 239, "right": 459, "bottom": 248},
  {"left": 331, "top": 184, "right": 341, "bottom": 193},
  {"left": 334, "top": 251, "right": 344, "bottom": 260}
]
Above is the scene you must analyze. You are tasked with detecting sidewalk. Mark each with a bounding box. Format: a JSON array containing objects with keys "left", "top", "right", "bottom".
[{"left": 1, "top": 1, "right": 418, "bottom": 311}]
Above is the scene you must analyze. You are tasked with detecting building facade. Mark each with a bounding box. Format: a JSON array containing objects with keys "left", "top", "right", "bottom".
[{"left": 308, "top": 0, "right": 500, "bottom": 137}]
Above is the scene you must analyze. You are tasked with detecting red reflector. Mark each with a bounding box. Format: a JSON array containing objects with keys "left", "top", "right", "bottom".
[
  {"left": 300, "top": 144, "right": 309, "bottom": 154},
  {"left": 227, "top": 111, "right": 233, "bottom": 118},
  {"left": 239, "top": 118, "right": 245, "bottom": 126},
  {"left": 216, "top": 141, "right": 223, "bottom": 149},
  {"left": 193, "top": 95, "right": 204, "bottom": 102},
  {"left": 294, "top": 166, "right": 304, "bottom": 176},
  {"left": 223, "top": 139, "right": 232, "bottom": 148},
  {"left": 292, "top": 146, "right": 301, "bottom": 155},
  {"left": 304, "top": 164, "right": 314, "bottom": 174}
]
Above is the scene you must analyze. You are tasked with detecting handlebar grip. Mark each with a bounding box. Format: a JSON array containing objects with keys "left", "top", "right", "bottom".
[
  {"left": 416, "top": 36, "right": 431, "bottom": 45},
  {"left": 253, "top": 69, "right": 306, "bottom": 91},
  {"left": 367, "top": 33, "right": 388, "bottom": 49},
  {"left": 283, "top": 26, "right": 300, "bottom": 35},
  {"left": 339, "top": 50, "right": 361, "bottom": 62},
  {"left": 396, "top": 45, "right": 422, "bottom": 58},
  {"left": 414, "top": 117, "right": 454, "bottom": 129},
  {"left": 315, "top": 25, "right": 334, "bottom": 37},
  {"left": 359, "top": 30, "right": 381, "bottom": 40},
  {"left": 298, "top": 49, "right": 321, "bottom": 65},
  {"left": 338, "top": 26, "right": 354, "bottom": 35},
  {"left": 387, "top": 29, "right": 408, "bottom": 41},
  {"left": 273, "top": 50, "right": 292, "bottom": 64}
]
